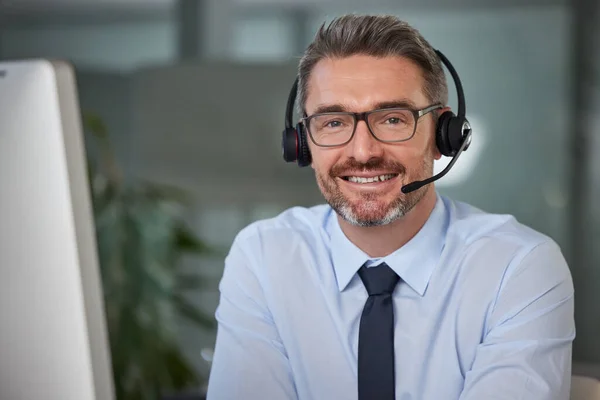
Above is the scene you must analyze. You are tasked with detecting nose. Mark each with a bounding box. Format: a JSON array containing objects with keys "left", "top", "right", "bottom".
[{"left": 345, "top": 120, "right": 384, "bottom": 163}]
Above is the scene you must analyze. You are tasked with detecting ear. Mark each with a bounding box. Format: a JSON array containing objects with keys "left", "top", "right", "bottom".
[
  {"left": 437, "top": 106, "right": 452, "bottom": 115},
  {"left": 432, "top": 143, "right": 442, "bottom": 160}
]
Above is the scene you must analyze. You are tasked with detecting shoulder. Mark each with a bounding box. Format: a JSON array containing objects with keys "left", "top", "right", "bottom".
[
  {"left": 436, "top": 196, "right": 572, "bottom": 332},
  {"left": 441, "top": 195, "right": 569, "bottom": 285},
  {"left": 228, "top": 203, "right": 332, "bottom": 260},
  {"left": 444, "top": 195, "right": 560, "bottom": 255}
]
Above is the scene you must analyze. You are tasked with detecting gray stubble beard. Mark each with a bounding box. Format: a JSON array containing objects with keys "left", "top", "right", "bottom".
[{"left": 316, "top": 157, "right": 432, "bottom": 227}]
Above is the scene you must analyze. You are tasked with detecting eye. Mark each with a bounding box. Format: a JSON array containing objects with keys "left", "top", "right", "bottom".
[
  {"left": 325, "top": 120, "right": 343, "bottom": 128},
  {"left": 318, "top": 118, "right": 349, "bottom": 130},
  {"left": 310, "top": 114, "right": 353, "bottom": 133},
  {"left": 385, "top": 114, "right": 410, "bottom": 125},
  {"left": 374, "top": 110, "right": 411, "bottom": 126}
]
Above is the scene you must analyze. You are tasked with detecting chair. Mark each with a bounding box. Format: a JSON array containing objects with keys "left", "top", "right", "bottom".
[{"left": 571, "top": 375, "right": 600, "bottom": 400}]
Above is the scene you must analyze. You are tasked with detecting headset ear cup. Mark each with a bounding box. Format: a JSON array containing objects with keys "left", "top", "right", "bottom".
[
  {"left": 448, "top": 116, "right": 469, "bottom": 153},
  {"left": 296, "top": 123, "right": 312, "bottom": 167},
  {"left": 282, "top": 127, "right": 298, "bottom": 163},
  {"left": 435, "top": 111, "right": 455, "bottom": 157}
]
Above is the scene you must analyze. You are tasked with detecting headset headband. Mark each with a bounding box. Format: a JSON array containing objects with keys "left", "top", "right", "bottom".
[
  {"left": 434, "top": 50, "right": 465, "bottom": 118},
  {"left": 285, "top": 77, "right": 299, "bottom": 130}
]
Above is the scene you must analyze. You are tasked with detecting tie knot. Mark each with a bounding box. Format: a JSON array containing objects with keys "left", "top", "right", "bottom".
[{"left": 358, "top": 263, "right": 400, "bottom": 296}]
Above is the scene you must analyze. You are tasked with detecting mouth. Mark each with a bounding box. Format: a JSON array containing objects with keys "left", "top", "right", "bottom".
[{"left": 340, "top": 173, "right": 399, "bottom": 184}]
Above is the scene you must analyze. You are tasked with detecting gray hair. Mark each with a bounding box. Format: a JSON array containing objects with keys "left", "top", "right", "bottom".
[{"left": 297, "top": 14, "right": 448, "bottom": 115}]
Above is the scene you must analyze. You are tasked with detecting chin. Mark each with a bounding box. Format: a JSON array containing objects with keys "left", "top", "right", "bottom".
[
  {"left": 329, "top": 183, "right": 431, "bottom": 227},
  {"left": 336, "top": 199, "right": 406, "bottom": 227}
]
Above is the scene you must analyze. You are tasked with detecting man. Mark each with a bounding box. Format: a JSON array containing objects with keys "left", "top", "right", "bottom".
[{"left": 206, "top": 14, "right": 575, "bottom": 400}]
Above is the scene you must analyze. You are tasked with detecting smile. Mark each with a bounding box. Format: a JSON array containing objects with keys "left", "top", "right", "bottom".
[{"left": 342, "top": 174, "right": 398, "bottom": 184}]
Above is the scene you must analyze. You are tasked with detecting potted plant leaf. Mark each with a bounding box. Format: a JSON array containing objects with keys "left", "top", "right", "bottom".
[{"left": 84, "top": 113, "right": 215, "bottom": 400}]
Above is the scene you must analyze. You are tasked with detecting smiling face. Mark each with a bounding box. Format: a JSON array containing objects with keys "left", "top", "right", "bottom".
[{"left": 304, "top": 54, "right": 442, "bottom": 227}]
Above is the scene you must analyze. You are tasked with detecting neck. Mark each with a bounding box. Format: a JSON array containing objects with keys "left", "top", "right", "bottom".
[{"left": 337, "top": 187, "right": 438, "bottom": 258}]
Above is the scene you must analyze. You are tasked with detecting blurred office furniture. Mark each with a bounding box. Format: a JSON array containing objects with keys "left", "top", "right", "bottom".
[
  {"left": 162, "top": 395, "right": 205, "bottom": 400},
  {"left": 574, "top": 362, "right": 600, "bottom": 380},
  {"left": 571, "top": 375, "right": 600, "bottom": 400}
]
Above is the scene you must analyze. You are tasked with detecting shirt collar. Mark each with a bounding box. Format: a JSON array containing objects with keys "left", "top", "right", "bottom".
[{"left": 328, "top": 193, "right": 448, "bottom": 296}]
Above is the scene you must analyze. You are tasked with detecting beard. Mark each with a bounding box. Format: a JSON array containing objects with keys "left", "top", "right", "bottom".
[{"left": 316, "top": 156, "right": 433, "bottom": 227}]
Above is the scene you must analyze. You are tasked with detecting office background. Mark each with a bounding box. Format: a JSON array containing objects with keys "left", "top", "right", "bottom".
[{"left": 1, "top": 0, "right": 598, "bottom": 396}]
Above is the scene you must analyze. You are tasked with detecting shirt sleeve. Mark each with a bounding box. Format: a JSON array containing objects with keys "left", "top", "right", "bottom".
[
  {"left": 458, "top": 239, "right": 576, "bottom": 400},
  {"left": 206, "top": 232, "right": 298, "bottom": 400}
]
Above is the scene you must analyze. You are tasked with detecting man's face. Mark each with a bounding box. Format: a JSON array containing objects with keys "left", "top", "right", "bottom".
[{"left": 304, "top": 55, "right": 441, "bottom": 227}]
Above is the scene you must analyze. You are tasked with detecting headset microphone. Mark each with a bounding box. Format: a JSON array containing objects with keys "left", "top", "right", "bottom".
[
  {"left": 281, "top": 49, "right": 472, "bottom": 191},
  {"left": 401, "top": 127, "right": 472, "bottom": 193}
]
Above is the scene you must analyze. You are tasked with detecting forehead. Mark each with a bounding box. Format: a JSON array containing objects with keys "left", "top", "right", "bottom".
[{"left": 305, "top": 54, "right": 428, "bottom": 113}]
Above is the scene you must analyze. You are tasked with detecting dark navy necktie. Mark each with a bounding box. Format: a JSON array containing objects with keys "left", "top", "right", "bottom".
[{"left": 357, "top": 263, "right": 400, "bottom": 400}]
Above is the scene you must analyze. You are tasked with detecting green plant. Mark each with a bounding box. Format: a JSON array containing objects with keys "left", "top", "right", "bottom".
[{"left": 84, "top": 113, "right": 215, "bottom": 400}]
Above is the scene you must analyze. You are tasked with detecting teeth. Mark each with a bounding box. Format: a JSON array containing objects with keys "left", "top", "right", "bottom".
[{"left": 347, "top": 174, "right": 396, "bottom": 184}]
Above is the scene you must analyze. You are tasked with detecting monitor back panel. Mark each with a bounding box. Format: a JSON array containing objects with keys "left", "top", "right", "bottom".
[{"left": 0, "top": 60, "right": 114, "bottom": 400}]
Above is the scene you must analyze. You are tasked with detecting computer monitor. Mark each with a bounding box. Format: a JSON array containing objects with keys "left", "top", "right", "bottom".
[{"left": 0, "top": 60, "right": 115, "bottom": 400}]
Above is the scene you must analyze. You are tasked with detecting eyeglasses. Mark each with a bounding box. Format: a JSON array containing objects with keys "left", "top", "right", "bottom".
[{"left": 301, "top": 104, "right": 442, "bottom": 147}]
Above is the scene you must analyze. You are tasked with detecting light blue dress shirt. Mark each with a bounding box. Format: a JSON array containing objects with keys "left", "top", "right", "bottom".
[{"left": 206, "top": 194, "right": 575, "bottom": 400}]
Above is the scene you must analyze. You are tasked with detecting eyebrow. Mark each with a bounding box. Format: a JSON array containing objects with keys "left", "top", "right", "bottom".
[{"left": 310, "top": 99, "right": 419, "bottom": 115}]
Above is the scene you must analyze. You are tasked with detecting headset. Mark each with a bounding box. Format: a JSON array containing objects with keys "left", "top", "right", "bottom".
[{"left": 281, "top": 49, "right": 473, "bottom": 194}]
